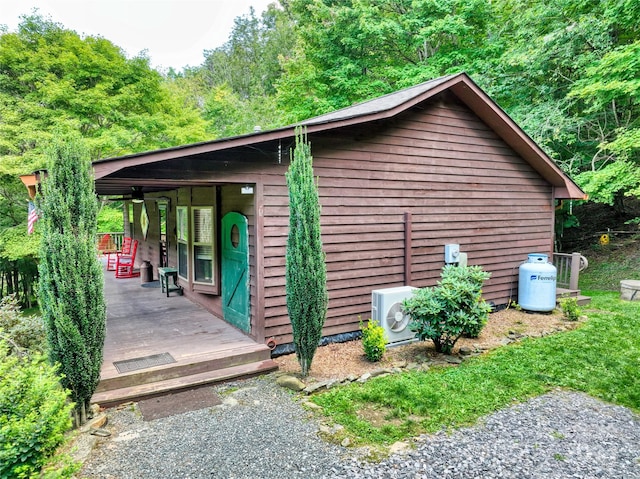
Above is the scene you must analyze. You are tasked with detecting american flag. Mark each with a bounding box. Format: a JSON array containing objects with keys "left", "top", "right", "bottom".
[{"left": 27, "top": 201, "right": 39, "bottom": 235}]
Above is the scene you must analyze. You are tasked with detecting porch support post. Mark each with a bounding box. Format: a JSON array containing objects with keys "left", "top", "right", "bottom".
[
  {"left": 569, "top": 252, "right": 580, "bottom": 291},
  {"left": 404, "top": 212, "right": 412, "bottom": 285},
  {"left": 254, "top": 179, "right": 266, "bottom": 343}
]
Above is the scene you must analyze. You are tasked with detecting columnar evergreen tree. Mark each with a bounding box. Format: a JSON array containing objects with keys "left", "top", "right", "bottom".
[
  {"left": 285, "top": 127, "right": 328, "bottom": 377},
  {"left": 38, "top": 138, "right": 106, "bottom": 426}
]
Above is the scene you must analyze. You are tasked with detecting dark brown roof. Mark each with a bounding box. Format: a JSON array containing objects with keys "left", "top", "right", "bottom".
[
  {"left": 93, "top": 73, "right": 585, "bottom": 199},
  {"left": 301, "top": 75, "right": 456, "bottom": 126}
]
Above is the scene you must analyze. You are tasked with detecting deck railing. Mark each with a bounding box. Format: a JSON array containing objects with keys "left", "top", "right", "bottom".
[
  {"left": 97, "top": 232, "right": 125, "bottom": 251},
  {"left": 553, "top": 252, "right": 588, "bottom": 290}
]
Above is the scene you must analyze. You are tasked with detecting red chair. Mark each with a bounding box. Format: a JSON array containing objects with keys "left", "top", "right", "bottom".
[
  {"left": 96, "top": 234, "right": 115, "bottom": 256},
  {"left": 115, "top": 239, "right": 140, "bottom": 278},
  {"left": 107, "top": 237, "right": 132, "bottom": 271}
]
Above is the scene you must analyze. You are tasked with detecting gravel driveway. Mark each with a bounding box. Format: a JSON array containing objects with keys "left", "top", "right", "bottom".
[{"left": 80, "top": 376, "right": 640, "bottom": 479}]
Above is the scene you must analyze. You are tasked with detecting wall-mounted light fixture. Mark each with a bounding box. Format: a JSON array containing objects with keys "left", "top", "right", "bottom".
[
  {"left": 241, "top": 185, "right": 254, "bottom": 195},
  {"left": 131, "top": 186, "right": 144, "bottom": 203}
]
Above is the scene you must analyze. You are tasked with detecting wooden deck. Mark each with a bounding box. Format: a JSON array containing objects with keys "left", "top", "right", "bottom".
[{"left": 92, "top": 262, "right": 277, "bottom": 407}]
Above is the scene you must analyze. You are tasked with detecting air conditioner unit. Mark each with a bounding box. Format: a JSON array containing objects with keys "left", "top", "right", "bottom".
[{"left": 371, "top": 286, "right": 417, "bottom": 346}]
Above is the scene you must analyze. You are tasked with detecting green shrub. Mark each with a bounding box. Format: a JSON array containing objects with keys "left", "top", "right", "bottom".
[
  {"left": 559, "top": 296, "right": 581, "bottom": 321},
  {"left": 0, "top": 295, "right": 46, "bottom": 354},
  {"left": 0, "top": 339, "right": 74, "bottom": 479},
  {"left": 360, "top": 319, "right": 387, "bottom": 362},
  {"left": 403, "top": 265, "right": 492, "bottom": 354}
]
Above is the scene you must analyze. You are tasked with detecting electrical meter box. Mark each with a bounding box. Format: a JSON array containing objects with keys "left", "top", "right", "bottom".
[{"left": 444, "top": 244, "right": 460, "bottom": 264}]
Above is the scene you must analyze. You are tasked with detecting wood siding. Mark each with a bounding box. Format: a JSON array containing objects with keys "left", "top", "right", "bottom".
[
  {"left": 261, "top": 96, "right": 554, "bottom": 345},
  {"left": 128, "top": 93, "right": 555, "bottom": 348}
]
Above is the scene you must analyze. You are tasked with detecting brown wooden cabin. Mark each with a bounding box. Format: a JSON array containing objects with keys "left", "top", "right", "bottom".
[{"left": 93, "top": 73, "right": 585, "bottom": 352}]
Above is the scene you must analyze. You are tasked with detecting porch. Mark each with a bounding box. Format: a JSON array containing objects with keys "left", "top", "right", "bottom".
[
  {"left": 553, "top": 252, "right": 591, "bottom": 306},
  {"left": 92, "top": 261, "right": 278, "bottom": 407}
]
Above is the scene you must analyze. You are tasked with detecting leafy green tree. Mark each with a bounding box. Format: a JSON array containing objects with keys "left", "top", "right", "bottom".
[
  {"left": 0, "top": 173, "right": 40, "bottom": 306},
  {"left": 200, "top": 5, "right": 296, "bottom": 98},
  {"left": 569, "top": 40, "right": 640, "bottom": 212},
  {"left": 97, "top": 203, "right": 124, "bottom": 233},
  {"left": 285, "top": 127, "right": 327, "bottom": 377},
  {"left": 0, "top": 13, "right": 208, "bottom": 172},
  {"left": 170, "top": 4, "right": 296, "bottom": 137},
  {"left": 0, "top": 13, "right": 208, "bottom": 308},
  {"left": 38, "top": 138, "right": 106, "bottom": 426},
  {"left": 278, "top": 0, "right": 491, "bottom": 119}
]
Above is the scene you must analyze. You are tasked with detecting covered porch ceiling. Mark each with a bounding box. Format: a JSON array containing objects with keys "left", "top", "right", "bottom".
[{"left": 93, "top": 140, "right": 289, "bottom": 197}]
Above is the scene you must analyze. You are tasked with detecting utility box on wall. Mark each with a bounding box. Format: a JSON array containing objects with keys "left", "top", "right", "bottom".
[{"left": 444, "top": 244, "right": 460, "bottom": 264}]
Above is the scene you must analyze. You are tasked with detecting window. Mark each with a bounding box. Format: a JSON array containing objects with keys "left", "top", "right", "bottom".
[
  {"left": 192, "top": 207, "right": 214, "bottom": 284},
  {"left": 176, "top": 206, "right": 188, "bottom": 280}
]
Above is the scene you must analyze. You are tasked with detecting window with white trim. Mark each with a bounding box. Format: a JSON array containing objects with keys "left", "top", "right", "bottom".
[
  {"left": 192, "top": 207, "right": 214, "bottom": 284},
  {"left": 176, "top": 206, "right": 189, "bottom": 280}
]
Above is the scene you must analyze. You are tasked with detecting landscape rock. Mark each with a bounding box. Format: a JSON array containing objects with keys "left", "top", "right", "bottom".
[
  {"left": 301, "top": 400, "right": 322, "bottom": 411},
  {"left": 443, "top": 355, "right": 462, "bottom": 364},
  {"left": 370, "top": 368, "right": 393, "bottom": 377},
  {"left": 79, "top": 413, "right": 108, "bottom": 434},
  {"left": 357, "top": 372, "right": 371, "bottom": 383},
  {"left": 459, "top": 346, "right": 474, "bottom": 356},
  {"left": 389, "top": 441, "right": 411, "bottom": 455},
  {"left": 276, "top": 375, "right": 306, "bottom": 391},
  {"left": 303, "top": 380, "right": 334, "bottom": 395}
]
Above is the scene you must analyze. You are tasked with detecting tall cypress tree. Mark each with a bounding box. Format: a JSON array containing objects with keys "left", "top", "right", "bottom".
[
  {"left": 38, "top": 138, "right": 106, "bottom": 426},
  {"left": 285, "top": 127, "right": 328, "bottom": 377}
]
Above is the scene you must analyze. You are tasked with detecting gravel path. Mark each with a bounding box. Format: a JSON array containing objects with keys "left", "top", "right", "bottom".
[{"left": 80, "top": 377, "right": 640, "bottom": 479}]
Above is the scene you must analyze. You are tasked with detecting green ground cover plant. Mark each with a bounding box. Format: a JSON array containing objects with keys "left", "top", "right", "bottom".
[{"left": 311, "top": 291, "right": 639, "bottom": 445}]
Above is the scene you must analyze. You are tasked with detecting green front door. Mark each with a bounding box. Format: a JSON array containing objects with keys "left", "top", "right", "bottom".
[{"left": 221, "top": 212, "right": 250, "bottom": 332}]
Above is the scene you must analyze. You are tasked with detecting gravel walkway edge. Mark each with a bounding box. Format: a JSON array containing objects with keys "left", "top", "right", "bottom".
[{"left": 77, "top": 377, "right": 640, "bottom": 479}]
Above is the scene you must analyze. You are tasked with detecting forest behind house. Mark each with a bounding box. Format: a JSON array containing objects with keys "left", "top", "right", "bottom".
[{"left": 1, "top": 0, "right": 638, "bottom": 306}]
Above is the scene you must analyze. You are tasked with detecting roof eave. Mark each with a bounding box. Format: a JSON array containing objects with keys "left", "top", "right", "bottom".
[{"left": 447, "top": 77, "right": 586, "bottom": 200}]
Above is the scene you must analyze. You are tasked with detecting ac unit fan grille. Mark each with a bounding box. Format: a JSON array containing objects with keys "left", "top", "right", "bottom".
[{"left": 386, "top": 302, "right": 409, "bottom": 332}]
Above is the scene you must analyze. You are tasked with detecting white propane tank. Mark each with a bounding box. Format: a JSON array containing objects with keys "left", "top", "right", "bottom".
[{"left": 518, "top": 253, "right": 557, "bottom": 312}]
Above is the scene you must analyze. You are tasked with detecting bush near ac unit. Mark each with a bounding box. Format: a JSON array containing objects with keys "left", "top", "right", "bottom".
[
  {"left": 403, "top": 265, "right": 492, "bottom": 354},
  {"left": 360, "top": 318, "right": 387, "bottom": 362}
]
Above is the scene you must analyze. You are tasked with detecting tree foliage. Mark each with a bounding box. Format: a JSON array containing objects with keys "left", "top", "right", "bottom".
[
  {"left": 171, "top": 4, "right": 296, "bottom": 137},
  {"left": 0, "top": 13, "right": 208, "bottom": 173},
  {"left": 285, "top": 127, "right": 327, "bottom": 377},
  {"left": 404, "top": 265, "right": 491, "bottom": 354},
  {"left": 38, "top": 138, "right": 106, "bottom": 426},
  {"left": 275, "top": 0, "right": 640, "bottom": 216}
]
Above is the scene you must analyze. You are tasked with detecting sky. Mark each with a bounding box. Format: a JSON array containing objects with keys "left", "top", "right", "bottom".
[{"left": 1, "top": 0, "right": 276, "bottom": 71}]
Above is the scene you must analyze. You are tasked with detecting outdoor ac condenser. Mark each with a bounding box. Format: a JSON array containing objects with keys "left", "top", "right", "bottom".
[{"left": 371, "top": 286, "right": 417, "bottom": 346}]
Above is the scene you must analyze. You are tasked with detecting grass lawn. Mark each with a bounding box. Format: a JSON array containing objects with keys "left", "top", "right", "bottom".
[{"left": 311, "top": 291, "right": 640, "bottom": 445}]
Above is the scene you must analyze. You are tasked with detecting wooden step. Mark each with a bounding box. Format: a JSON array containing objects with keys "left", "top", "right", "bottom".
[
  {"left": 556, "top": 288, "right": 591, "bottom": 306},
  {"left": 92, "top": 359, "right": 278, "bottom": 407},
  {"left": 574, "top": 295, "right": 591, "bottom": 306},
  {"left": 96, "top": 346, "right": 271, "bottom": 393},
  {"left": 556, "top": 288, "right": 580, "bottom": 298}
]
